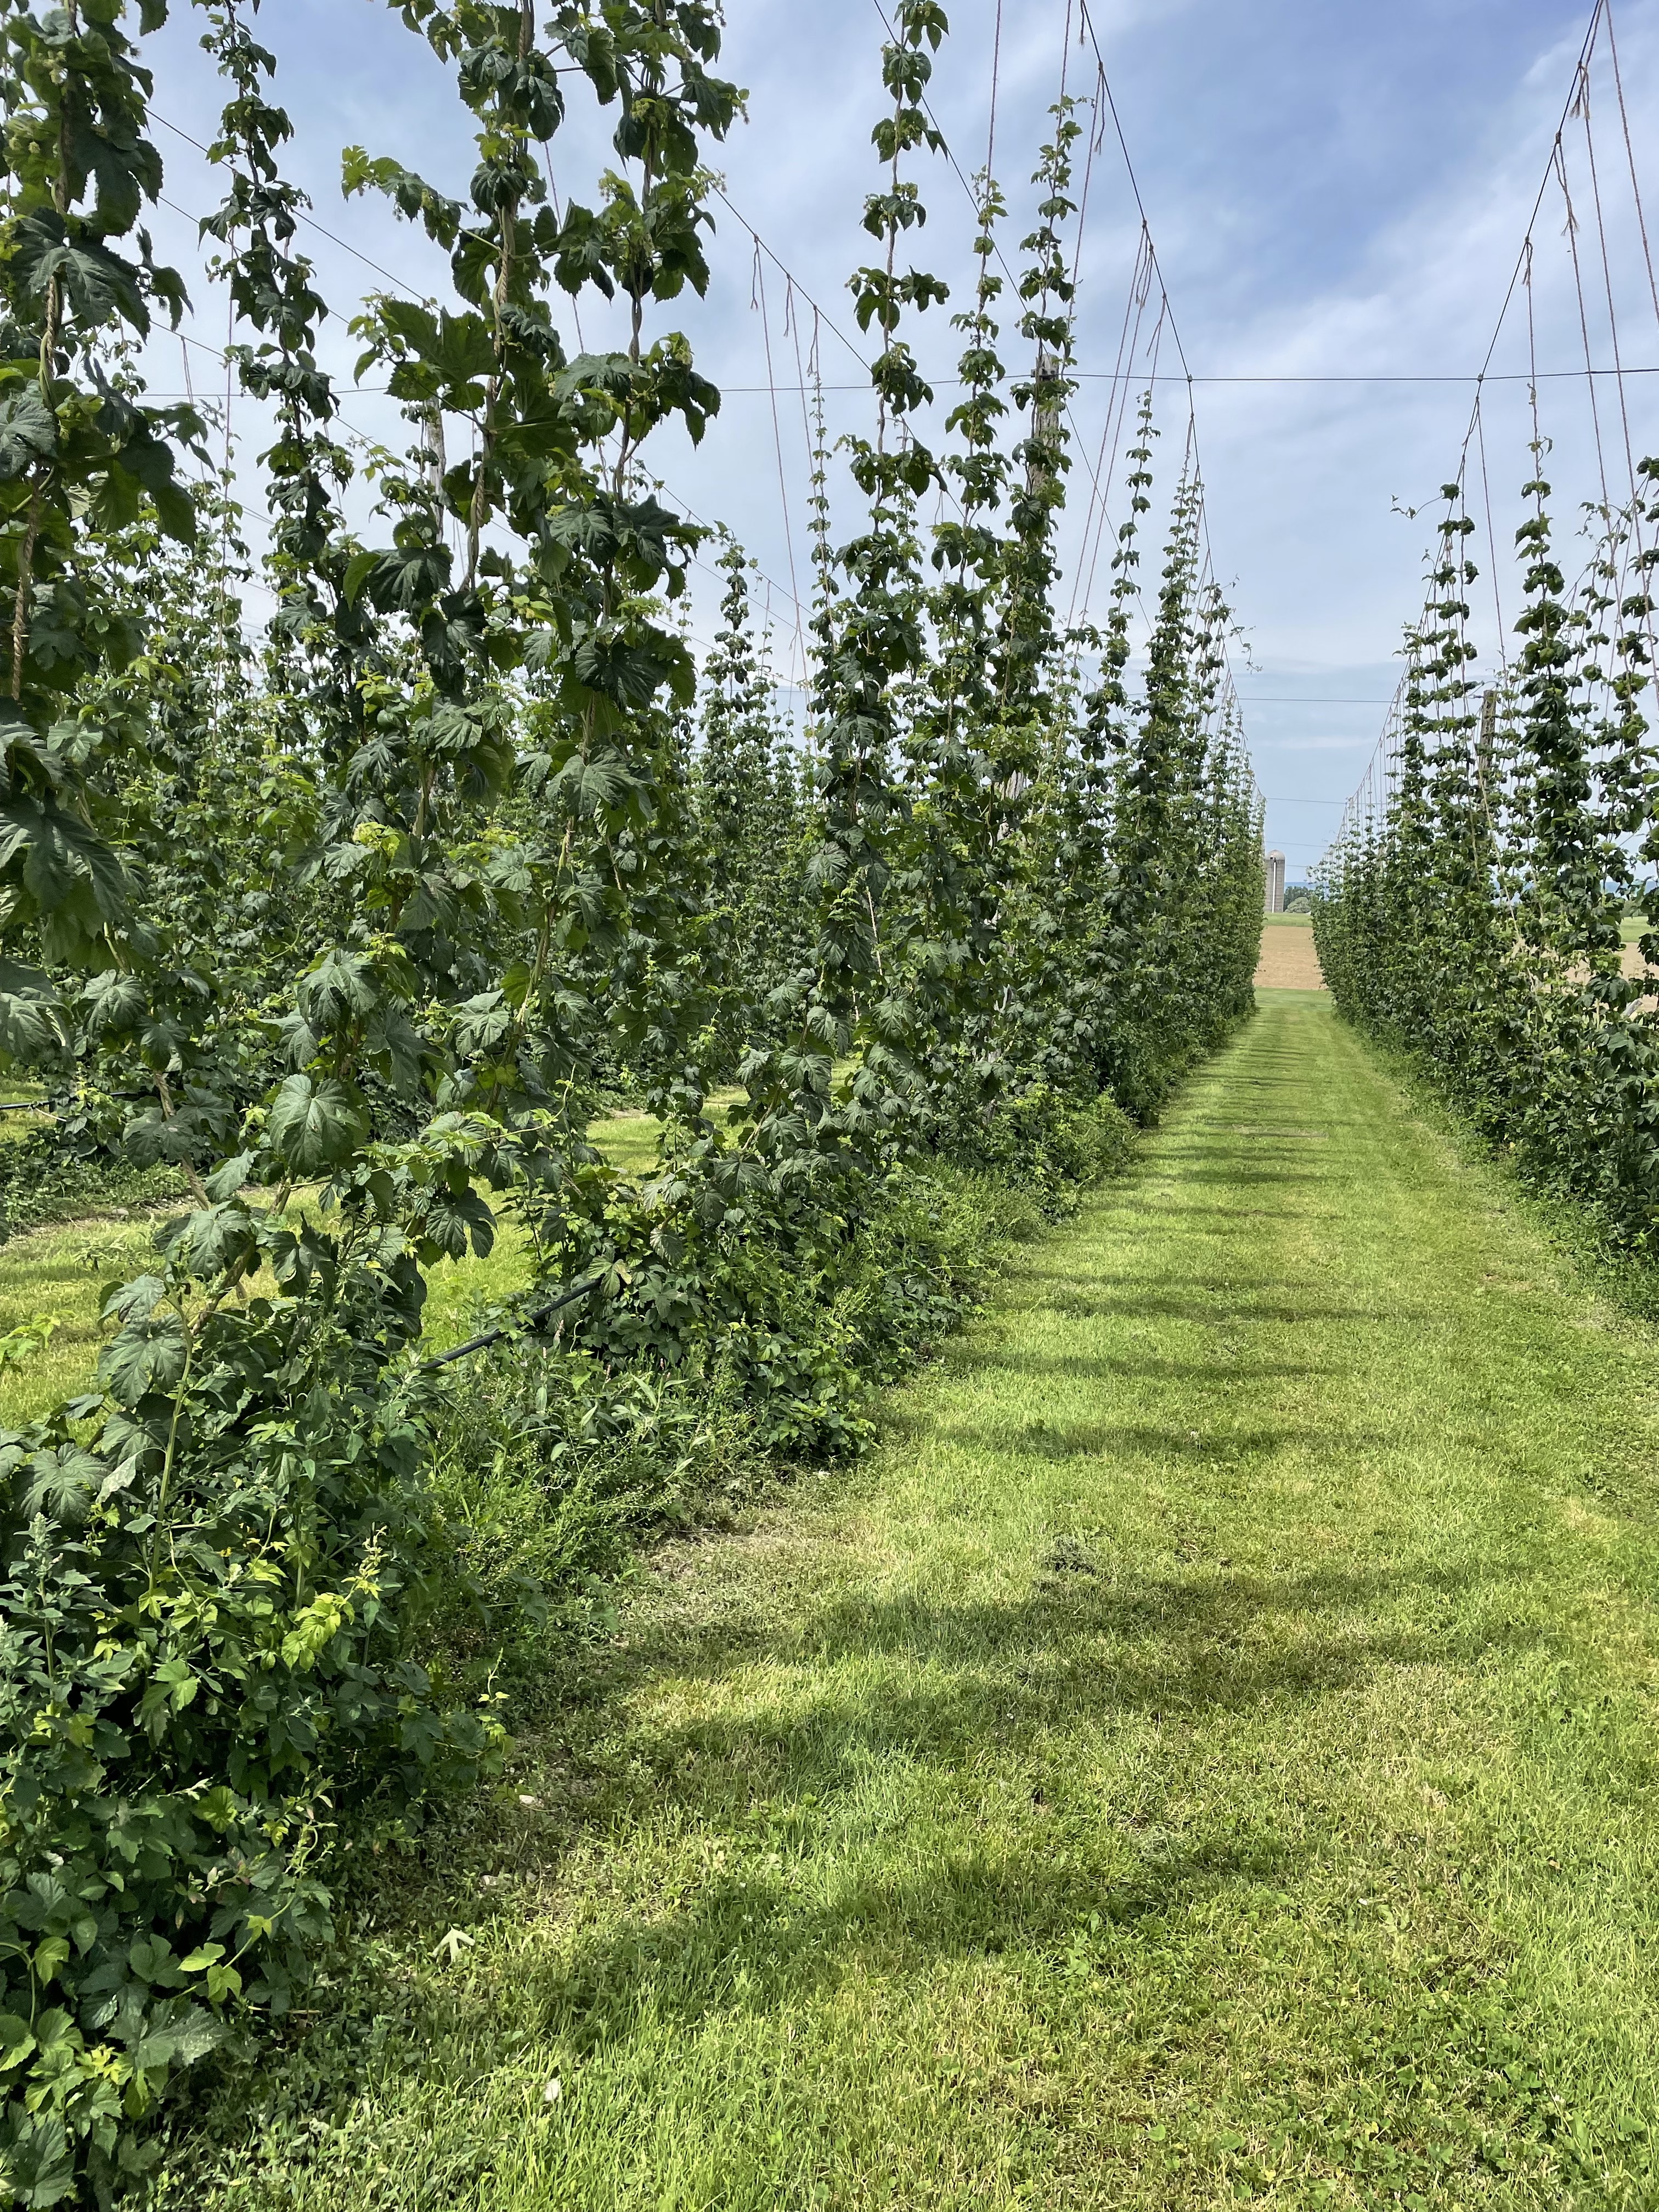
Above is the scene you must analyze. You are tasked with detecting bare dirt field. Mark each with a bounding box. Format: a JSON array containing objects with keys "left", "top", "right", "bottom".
[
  {"left": 1257, "top": 921, "right": 1647, "bottom": 990},
  {"left": 1255, "top": 916, "right": 1326, "bottom": 990}
]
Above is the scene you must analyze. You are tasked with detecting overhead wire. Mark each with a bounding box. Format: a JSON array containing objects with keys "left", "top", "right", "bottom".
[
  {"left": 1554, "top": 137, "right": 1615, "bottom": 515},
  {"left": 1073, "top": 0, "right": 1243, "bottom": 623},
  {"left": 154, "top": 111, "right": 827, "bottom": 653},
  {"left": 1073, "top": 227, "right": 1155, "bottom": 625},
  {"left": 711, "top": 366, "right": 1659, "bottom": 388},
  {"left": 153, "top": 3, "right": 1581, "bottom": 823},
  {"left": 1324, "top": 0, "right": 1659, "bottom": 870},
  {"left": 154, "top": 110, "right": 421, "bottom": 296},
  {"left": 863, "top": 0, "right": 1174, "bottom": 637},
  {"left": 751, "top": 240, "right": 807, "bottom": 690},
  {"left": 1074, "top": 0, "right": 1193, "bottom": 383},
  {"left": 1578, "top": 26, "right": 1659, "bottom": 691},
  {"left": 1605, "top": 0, "right": 1659, "bottom": 328}
]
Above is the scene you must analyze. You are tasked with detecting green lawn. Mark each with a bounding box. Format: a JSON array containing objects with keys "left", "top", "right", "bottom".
[
  {"left": 0, "top": 1086, "right": 47, "bottom": 1148},
  {"left": 0, "top": 1111, "right": 672, "bottom": 1426},
  {"left": 164, "top": 993, "right": 1659, "bottom": 2208}
]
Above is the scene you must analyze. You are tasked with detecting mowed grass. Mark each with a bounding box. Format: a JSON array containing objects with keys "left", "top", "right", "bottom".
[
  {"left": 0, "top": 1111, "right": 665, "bottom": 1426},
  {"left": 168, "top": 992, "right": 1659, "bottom": 2209}
]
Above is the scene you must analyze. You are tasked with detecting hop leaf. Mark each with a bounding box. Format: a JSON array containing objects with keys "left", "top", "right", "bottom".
[
  {"left": 99, "top": 1311, "right": 187, "bottom": 1407},
  {"left": 0, "top": 958, "right": 67, "bottom": 1066},
  {"left": 268, "top": 1074, "right": 365, "bottom": 1175}
]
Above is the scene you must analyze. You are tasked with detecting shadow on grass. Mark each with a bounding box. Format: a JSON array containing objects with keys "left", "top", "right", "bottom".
[
  {"left": 1123, "top": 1205, "right": 1342, "bottom": 1224},
  {"left": 208, "top": 1542, "right": 1521, "bottom": 2159},
  {"left": 1008, "top": 1295, "right": 1407, "bottom": 1327},
  {"left": 917, "top": 1421, "right": 1378, "bottom": 1462},
  {"left": 528, "top": 1830, "right": 1298, "bottom": 2054},
  {"left": 445, "top": 1553, "right": 1541, "bottom": 2049},
  {"left": 191, "top": 1534, "right": 1547, "bottom": 2177},
  {"left": 1132, "top": 1212, "right": 1353, "bottom": 1229},
  {"left": 944, "top": 1355, "right": 1344, "bottom": 1386},
  {"left": 1150, "top": 1166, "right": 1333, "bottom": 1189}
]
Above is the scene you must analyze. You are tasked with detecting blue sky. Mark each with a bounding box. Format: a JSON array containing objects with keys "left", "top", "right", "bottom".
[{"left": 135, "top": 0, "right": 1659, "bottom": 878}]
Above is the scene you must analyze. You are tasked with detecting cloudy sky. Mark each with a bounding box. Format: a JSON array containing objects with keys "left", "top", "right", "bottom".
[{"left": 134, "top": 0, "right": 1659, "bottom": 878}]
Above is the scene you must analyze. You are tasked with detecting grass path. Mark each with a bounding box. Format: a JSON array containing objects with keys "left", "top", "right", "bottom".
[{"left": 182, "top": 997, "right": 1659, "bottom": 2209}]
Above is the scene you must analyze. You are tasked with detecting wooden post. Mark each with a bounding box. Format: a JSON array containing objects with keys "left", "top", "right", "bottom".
[{"left": 1477, "top": 688, "right": 1498, "bottom": 808}]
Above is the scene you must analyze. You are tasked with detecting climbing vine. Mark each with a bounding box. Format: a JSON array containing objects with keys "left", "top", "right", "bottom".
[
  {"left": 1314, "top": 454, "right": 1659, "bottom": 1247},
  {"left": 0, "top": 4, "right": 1265, "bottom": 2196}
]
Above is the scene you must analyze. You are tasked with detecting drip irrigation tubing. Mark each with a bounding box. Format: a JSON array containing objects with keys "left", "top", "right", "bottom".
[{"left": 419, "top": 1271, "right": 611, "bottom": 1372}]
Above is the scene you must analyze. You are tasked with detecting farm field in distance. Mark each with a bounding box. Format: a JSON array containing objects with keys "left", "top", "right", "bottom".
[{"left": 1252, "top": 912, "right": 1325, "bottom": 991}]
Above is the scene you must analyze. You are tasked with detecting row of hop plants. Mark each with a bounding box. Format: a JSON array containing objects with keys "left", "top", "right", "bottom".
[
  {"left": 0, "top": 0, "right": 1261, "bottom": 2197},
  {"left": 1312, "top": 450, "right": 1659, "bottom": 1248}
]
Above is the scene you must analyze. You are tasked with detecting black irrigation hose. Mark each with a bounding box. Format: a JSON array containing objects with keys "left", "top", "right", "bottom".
[{"left": 419, "top": 1271, "right": 611, "bottom": 1372}]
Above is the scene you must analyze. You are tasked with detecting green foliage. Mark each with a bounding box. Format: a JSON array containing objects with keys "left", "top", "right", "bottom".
[
  {"left": 1, "top": 0, "right": 746, "bottom": 2194},
  {"left": 0, "top": 0, "right": 203, "bottom": 1045},
  {"left": 0, "top": 1312, "right": 54, "bottom": 1372},
  {"left": 691, "top": 543, "right": 814, "bottom": 1063},
  {"left": 0, "top": 1121, "right": 185, "bottom": 1244},
  {"left": 432, "top": 1144, "right": 1056, "bottom": 1656},
  {"left": 0, "top": 1, "right": 1266, "bottom": 2196},
  {"left": 140, "top": 1000, "right": 1659, "bottom": 2212},
  {"left": 954, "top": 1084, "right": 1136, "bottom": 1210},
  {"left": 1313, "top": 456, "right": 1659, "bottom": 1251},
  {"left": 0, "top": 1353, "right": 503, "bottom": 2205}
]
